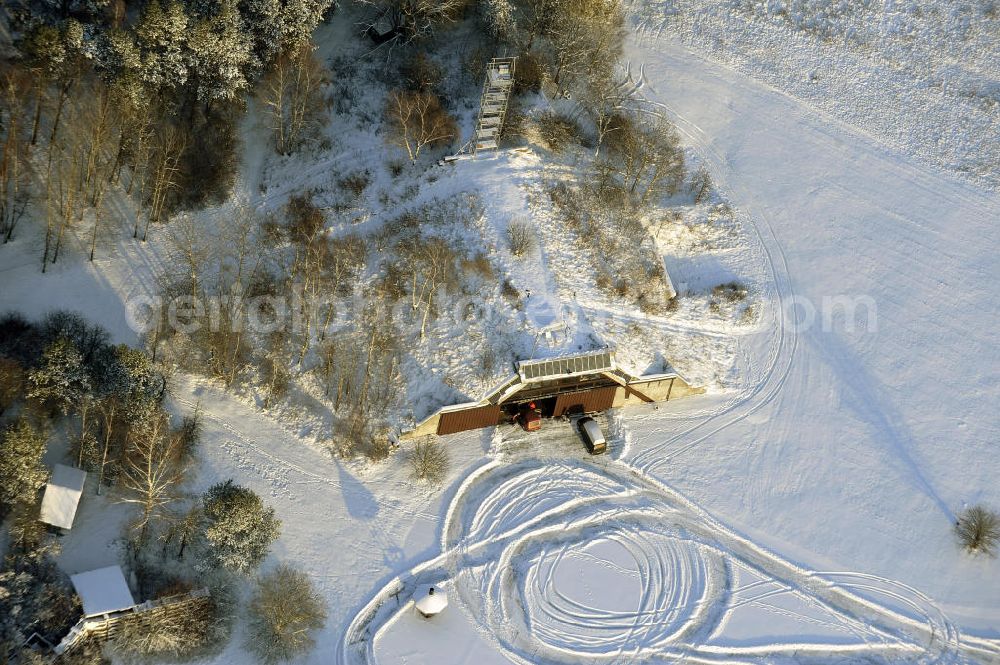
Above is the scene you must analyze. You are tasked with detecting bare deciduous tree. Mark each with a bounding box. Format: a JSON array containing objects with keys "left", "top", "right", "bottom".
[
  {"left": 583, "top": 68, "right": 634, "bottom": 156},
  {"left": 143, "top": 124, "right": 187, "bottom": 241},
  {"left": 120, "top": 411, "right": 185, "bottom": 545},
  {"left": 409, "top": 436, "right": 449, "bottom": 484},
  {"left": 689, "top": 164, "right": 712, "bottom": 204},
  {"left": 401, "top": 236, "right": 460, "bottom": 338},
  {"left": 245, "top": 565, "right": 326, "bottom": 664},
  {"left": 360, "top": 0, "right": 470, "bottom": 41},
  {"left": 384, "top": 90, "right": 455, "bottom": 163},
  {"left": 261, "top": 40, "right": 327, "bottom": 155},
  {"left": 598, "top": 113, "right": 685, "bottom": 204},
  {"left": 0, "top": 68, "right": 33, "bottom": 245}
]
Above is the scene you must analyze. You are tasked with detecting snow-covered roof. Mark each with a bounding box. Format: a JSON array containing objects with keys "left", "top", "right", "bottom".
[
  {"left": 413, "top": 585, "right": 448, "bottom": 616},
  {"left": 39, "top": 464, "right": 87, "bottom": 530},
  {"left": 70, "top": 566, "right": 136, "bottom": 617},
  {"left": 517, "top": 350, "right": 616, "bottom": 382}
]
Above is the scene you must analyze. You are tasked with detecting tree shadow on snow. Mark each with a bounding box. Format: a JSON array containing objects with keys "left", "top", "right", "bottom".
[
  {"left": 335, "top": 461, "right": 380, "bottom": 521},
  {"left": 805, "top": 327, "right": 955, "bottom": 522}
]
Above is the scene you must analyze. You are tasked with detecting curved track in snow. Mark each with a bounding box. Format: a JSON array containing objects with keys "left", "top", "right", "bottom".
[
  {"left": 341, "top": 7, "right": 1000, "bottom": 662},
  {"left": 341, "top": 459, "right": 993, "bottom": 664}
]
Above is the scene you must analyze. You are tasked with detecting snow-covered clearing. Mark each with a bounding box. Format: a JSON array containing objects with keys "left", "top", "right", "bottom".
[{"left": 2, "top": 2, "right": 999, "bottom": 663}]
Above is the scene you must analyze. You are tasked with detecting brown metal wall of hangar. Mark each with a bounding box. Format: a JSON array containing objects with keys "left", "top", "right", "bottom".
[
  {"left": 551, "top": 387, "right": 617, "bottom": 417},
  {"left": 436, "top": 404, "right": 502, "bottom": 435},
  {"left": 410, "top": 350, "right": 701, "bottom": 440}
]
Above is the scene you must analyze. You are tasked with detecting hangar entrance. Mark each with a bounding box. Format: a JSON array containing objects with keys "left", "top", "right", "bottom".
[
  {"left": 500, "top": 387, "right": 618, "bottom": 420},
  {"left": 416, "top": 349, "right": 698, "bottom": 439}
]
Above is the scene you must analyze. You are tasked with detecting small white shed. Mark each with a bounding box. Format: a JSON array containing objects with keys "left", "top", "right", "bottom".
[
  {"left": 70, "top": 566, "right": 136, "bottom": 617},
  {"left": 39, "top": 464, "right": 87, "bottom": 530},
  {"left": 413, "top": 585, "right": 448, "bottom": 618}
]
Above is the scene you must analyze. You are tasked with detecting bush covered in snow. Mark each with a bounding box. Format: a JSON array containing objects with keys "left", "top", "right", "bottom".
[
  {"left": 200, "top": 480, "right": 281, "bottom": 576},
  {"left": 245, "top": 565, "right": 327, "bottom": 664},
  {"left": 0, "top": 519, "right": 81, "bottom": 652}
]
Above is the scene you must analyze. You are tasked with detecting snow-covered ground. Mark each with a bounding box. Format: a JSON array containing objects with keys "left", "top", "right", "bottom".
[
  {"left": 2, "top": 2, "right": 999, "bottom": 663},
  {"left": 626, "top": 0, "right": 1000, "bottom": 189},
  {"left": 346, "top": 12, "right": 1000, "bottom": 662}
]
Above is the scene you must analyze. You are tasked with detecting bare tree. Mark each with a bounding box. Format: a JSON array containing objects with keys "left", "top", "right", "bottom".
[
  {"left": 0, "top": 358, "right": 23, "bottom": 417},
  {"left": 78, "top": 81, "right": 120, "bottom": 260},
  {"left": 598, "top": 112, "right": 685, "bottom": 204},
  {"left": 42, "top": 126, "right": 85, "bottom": 270},
  {"left": 536, "top": 0, "right": 625, "bottom": 92},
  {"left": 409, "top": 436, "right": 449, "bottom": 484},
  {"left": 260, "top": 40, "right": 327, "bottom": 155},
  {"left": 285, "top": 194, "right": 328, "bottom": 361},
  {"left": 212, "top": 205, "right": 268, "bottom": 385},
  {"left": 583, "top": 67, "right": 634, "bottom": 156},
  {"left": 0, "top": 67, "right": 33, "bottom": 244},
  {"left": 689, "top": 164, "right": 712, "bottom": 204},
  {"left": 120, "top": 410, "right": 185, "bottom": 545},
  {"left": 384, "top": 90, "right": 456, "bottom": 163},
  {"left": 95, "top": 394, "right": 121, "bottom": 493},
  {"left": 317, "top": 233, "right": 366, "bottom": 341},
  {"left": 142, "top": 123, "right": 186, "bottom": 241},
  {"left": 360, "top": 0, "right": 470, "bottom": 41},
  {"left": 401, "top": 236, "right": 460, "bottom": 338},
  {"left": 245, "top": 565, "right": 326, "bottom": 664}
]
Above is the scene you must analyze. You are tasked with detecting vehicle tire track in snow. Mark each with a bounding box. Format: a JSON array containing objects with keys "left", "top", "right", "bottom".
[
  {"left": 343, "top": 459, "right": 982, "bottom": 665},
  {"left": 172, "top": 392, "right": 438, "bottom": 523}
]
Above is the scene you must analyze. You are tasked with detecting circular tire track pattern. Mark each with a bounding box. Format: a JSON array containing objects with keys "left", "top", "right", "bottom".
[
  {"left": 341, "top": 459, "right": 992, "bottom": 665},
  {"left": 518, "top": 526, "right": 716, "bottom": 655}
]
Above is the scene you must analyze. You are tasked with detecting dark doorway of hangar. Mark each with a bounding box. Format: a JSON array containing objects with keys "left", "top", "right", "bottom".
[
  {"left": 503, "top": 396, "right": 556, "bottom": 420},
  {"left": 504, "top": 386, "right": 617, "bottom": 420}
]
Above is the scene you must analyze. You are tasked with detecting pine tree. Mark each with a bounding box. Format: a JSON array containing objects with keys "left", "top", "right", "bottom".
[
  {"left": 279, "top": 0, "right": 332, "bottom": 51},
  {"left": 0, "top": 420, "right": 48, "bottom": 519},
  {"left": 188, "top": 0, "right": 253, "bottom": 104},
  {"left": 0, "top": 526, "right": 81, "bottom": 645},
  {"left": 245, "top": 565, "right": 326, "bottom": 664},
  {"left": 200, "top": 480, "right": 280, "bottom": 575},
  {"left": 481, "top": 0, "right": 517, "bottom": 41},
  {"left": 27, "top": 337, "right": 91, "bottom": 416},
  {"left": 241, "top": 0, "right": 285, "bottom": 67},
  {"left": 136, "top": 0, "right": 191, "bottom": 92},
  {"left": 108, "top": 344, "right": 167, "bottom": 407},
  {"left": 99, "top": 28, "right": 146, "bottom": 109}
]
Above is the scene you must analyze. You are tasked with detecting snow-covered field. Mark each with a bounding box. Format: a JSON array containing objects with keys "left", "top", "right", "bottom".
[
  {"left": 626, "top": 0, "right": 1000, "bottom": 189},
  {"left": 2, "top": 1, "right": 999, "bottom": 663}
]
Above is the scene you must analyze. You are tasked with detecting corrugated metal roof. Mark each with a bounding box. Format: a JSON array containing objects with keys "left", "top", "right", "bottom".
[{"left": 517, "top": 350, "right": 615, "bottom": 382}]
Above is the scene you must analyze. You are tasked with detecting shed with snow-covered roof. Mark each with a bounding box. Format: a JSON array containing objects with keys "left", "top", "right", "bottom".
[
  {"left": 39, "top": 464, "right": 87, "bottom": 530},
  {"left": 70, "top": 566, "right": 136, "bottom": 617}
]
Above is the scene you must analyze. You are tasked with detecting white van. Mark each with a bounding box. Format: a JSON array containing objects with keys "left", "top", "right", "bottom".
[{"left": 577, "top": 417, "right": 607, "bottom": 455}]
